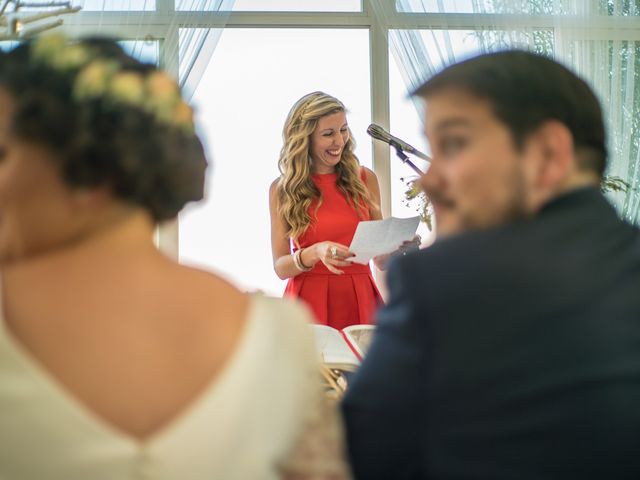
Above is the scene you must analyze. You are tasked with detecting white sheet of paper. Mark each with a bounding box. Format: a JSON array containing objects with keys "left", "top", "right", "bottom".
[{"left": 348, "top": 216, "right": 421, "bottom": 264}]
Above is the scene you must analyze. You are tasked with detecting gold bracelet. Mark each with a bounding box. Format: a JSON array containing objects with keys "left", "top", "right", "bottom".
[
  {"left": 293, "top": 248, "right": 312, "bottom": 272},
  {"left": 292, "top": 249, "right": 303, "bottom": 271},
  {"left": 298, "top": 247, "right": 312, "bottom": 270}
]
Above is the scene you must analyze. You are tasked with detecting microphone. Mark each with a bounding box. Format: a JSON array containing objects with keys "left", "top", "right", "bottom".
[{"left": 367, "top": 123, "right": 431, "bottom": 162}]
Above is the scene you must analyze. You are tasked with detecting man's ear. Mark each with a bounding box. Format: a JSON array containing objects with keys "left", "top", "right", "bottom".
[{"left": 530, "top": 120, "right": 574, "bottom": 189}]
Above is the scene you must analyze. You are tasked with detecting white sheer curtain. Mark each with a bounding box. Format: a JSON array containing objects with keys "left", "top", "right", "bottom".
[
  {"left": 172, "top": 0, "right": 235, "bottom": 99},
  {"left": 71, "top": 0, "right": 235, "bottom": 99},
  {"left": 372, "top": 0, "right": 640, "bottom": 224},
  {"left": 552, "top": 24, "right": 639, "bottom": 223}
]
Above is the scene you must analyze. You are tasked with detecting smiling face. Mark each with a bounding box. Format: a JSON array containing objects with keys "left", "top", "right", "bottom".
[
  {"left": 309, "top": 111, "right": 349, "bottom": 174},
  {"left": 420, "top": 88, "right": 532, "bottom": 239}
]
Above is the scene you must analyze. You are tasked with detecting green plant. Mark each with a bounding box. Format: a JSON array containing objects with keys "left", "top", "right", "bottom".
[
  {"left": 601, "top": 175, "right": 632, "bottom": 194},
  {"left": 402, "top": 176, "right": 432, "bottom": 231}
]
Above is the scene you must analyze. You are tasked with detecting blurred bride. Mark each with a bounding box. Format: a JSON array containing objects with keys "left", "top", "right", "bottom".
[{"left": 0, "top": 36, "right": 350, "bottom": 479}]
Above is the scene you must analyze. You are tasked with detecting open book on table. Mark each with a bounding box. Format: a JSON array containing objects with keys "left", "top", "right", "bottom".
[{"left": 312, "top": 324, "right": 376, "bottom": 372}]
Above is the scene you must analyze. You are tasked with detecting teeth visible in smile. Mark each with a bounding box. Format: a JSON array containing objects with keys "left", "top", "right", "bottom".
[{"left": 328, "top": 150, "right": 341, "bottom": 155}]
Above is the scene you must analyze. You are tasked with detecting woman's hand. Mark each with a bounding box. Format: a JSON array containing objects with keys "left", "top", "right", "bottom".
[{"left": 314, "top": 242, "right": 354, "bottom": 275}]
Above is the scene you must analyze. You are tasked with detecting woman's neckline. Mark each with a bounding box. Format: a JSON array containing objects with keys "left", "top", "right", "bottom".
[{"left": 312, "top": 172, "right": 337, "bottom": 179}]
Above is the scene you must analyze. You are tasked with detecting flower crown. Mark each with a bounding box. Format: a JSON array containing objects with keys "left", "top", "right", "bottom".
[{"left": 30, "top": 34, "right": 195, "bottom": 135}]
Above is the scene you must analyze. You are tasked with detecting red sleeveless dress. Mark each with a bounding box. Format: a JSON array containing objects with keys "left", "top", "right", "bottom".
[{"left": 284, "top": 170, "right": 383, "bottom": 330}]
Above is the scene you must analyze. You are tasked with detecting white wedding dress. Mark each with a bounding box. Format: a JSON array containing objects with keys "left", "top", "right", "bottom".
[{"left": 0, "top": 294, "right": 350, "bottom": 480}]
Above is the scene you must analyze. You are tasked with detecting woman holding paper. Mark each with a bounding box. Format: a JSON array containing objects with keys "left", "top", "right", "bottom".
[{"left": 269, "top": 91, "right": 386, "bottom": 329}]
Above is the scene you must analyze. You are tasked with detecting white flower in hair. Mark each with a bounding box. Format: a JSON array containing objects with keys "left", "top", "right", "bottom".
[
  {"left": 109, "top": 71, "right": 146, "bottom": 105},
  {"left": 146, "top": 71, "right": 180, "bottom": 104},
  {"left": 31, "top": 34, "right": 66, "bottom": 63},
  {"left": 172, "top": 101, "right": 195, "bottom": 133},
  {"left": 51, "top": 44, "right": 91, "bottom": 71},
  {"left": 74, "top": 60, "right": 118, "bottom": 100},
  {"left": 30, "top": 33, "right": 195, "bottom": 134},
  {"left": 145, "top": 71, "right": 181, "bottom": 121},
  {"left": 32, "top": 35, "right": 90, "bottom": 71}
]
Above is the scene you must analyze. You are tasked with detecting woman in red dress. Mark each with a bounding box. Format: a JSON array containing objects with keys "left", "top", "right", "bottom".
[{"left": 269, "top": 92, "right": 385, "bottom": 330}]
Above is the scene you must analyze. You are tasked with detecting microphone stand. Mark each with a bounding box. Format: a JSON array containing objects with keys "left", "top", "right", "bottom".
[
  {"left": 391, "top": 141, "right": 433, "bottom": 230},
  {"left": 390, "top": 140, "right": 424, "bottom": 176}
]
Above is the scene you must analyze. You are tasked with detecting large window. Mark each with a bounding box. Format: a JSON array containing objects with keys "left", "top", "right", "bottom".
[
  {"left": 51, "top": 0, "right": 640, "bottom": 279},
  {"left": 178, "top": 28, "right": 371, "bottom": 295}
]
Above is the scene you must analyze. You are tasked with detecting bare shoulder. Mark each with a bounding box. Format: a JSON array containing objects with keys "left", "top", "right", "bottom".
[
  {"left": 361, "top": 166, "right": 379, "bottom": 184},
  {"left": 269, "top": 177, "right": 281, "bottom": 196},
  {"left": 168, "top": 262, "right": 247, "bottom": 309},
  {"left": 142, "top": 260, "right": 248, "bottom": 335},
  {"left": 269, "top": 177, "right": 283, "bottom": 208},
  {"left": 166, "top": 263, "right": 316, "bottom": 352},
  {"left": 360, "top": 166, "right": 382, "bottom": 219},
  {"left": 152, "top": 262, "right": 251, "bottom": 356}
]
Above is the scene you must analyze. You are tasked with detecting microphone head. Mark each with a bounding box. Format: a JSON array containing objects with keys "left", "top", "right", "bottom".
[{"left": 366, "top": 123, "right": 391, "bottom": 142}]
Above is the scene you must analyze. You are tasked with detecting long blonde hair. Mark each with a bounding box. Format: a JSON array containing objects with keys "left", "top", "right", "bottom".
[{"left": 276, "top": 92, "right": 373, "bottom": 243}]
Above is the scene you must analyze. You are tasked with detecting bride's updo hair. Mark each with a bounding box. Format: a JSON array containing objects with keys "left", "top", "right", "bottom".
[{"left": 0, "top": 35, "right": 207, "bottom": 221}]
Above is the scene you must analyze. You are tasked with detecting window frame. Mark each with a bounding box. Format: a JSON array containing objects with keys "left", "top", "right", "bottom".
[{"left": 55, "top": 0, "right": 640, "bottom": 255}]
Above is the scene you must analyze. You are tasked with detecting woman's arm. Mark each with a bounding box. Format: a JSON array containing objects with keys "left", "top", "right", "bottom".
[
  {"left": 362, "top": 166, "right": 383, "bottom": 221},
  {"left": 269, "top": 180, "right": 353, "bottom": 279},
  {"left": 269, "top": 179, "right": 307, "bottom": 280}
]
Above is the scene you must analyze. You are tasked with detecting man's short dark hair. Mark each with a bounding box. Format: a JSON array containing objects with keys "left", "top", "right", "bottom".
[{"left": 414, "top": 50, "right": 607, "bottom": 177}]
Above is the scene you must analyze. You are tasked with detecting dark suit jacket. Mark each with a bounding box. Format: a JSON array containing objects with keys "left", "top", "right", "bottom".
[{"left": 342, "top": 187, "right": 640, "bottom": 480}]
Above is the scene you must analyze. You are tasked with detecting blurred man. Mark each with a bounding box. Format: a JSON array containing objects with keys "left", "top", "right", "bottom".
[{"left": 342, "top": 50, "right": 640, "bottom": 479}]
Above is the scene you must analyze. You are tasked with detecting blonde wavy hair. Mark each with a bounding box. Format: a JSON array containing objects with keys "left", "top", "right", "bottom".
[{"left": 276, "top": 92, "right": 374, "bottom": 244}]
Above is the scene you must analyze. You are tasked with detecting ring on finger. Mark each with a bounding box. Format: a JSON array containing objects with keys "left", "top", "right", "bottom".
[{"left": 330, "top": 246, "right": 338, "bottom": 258}]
